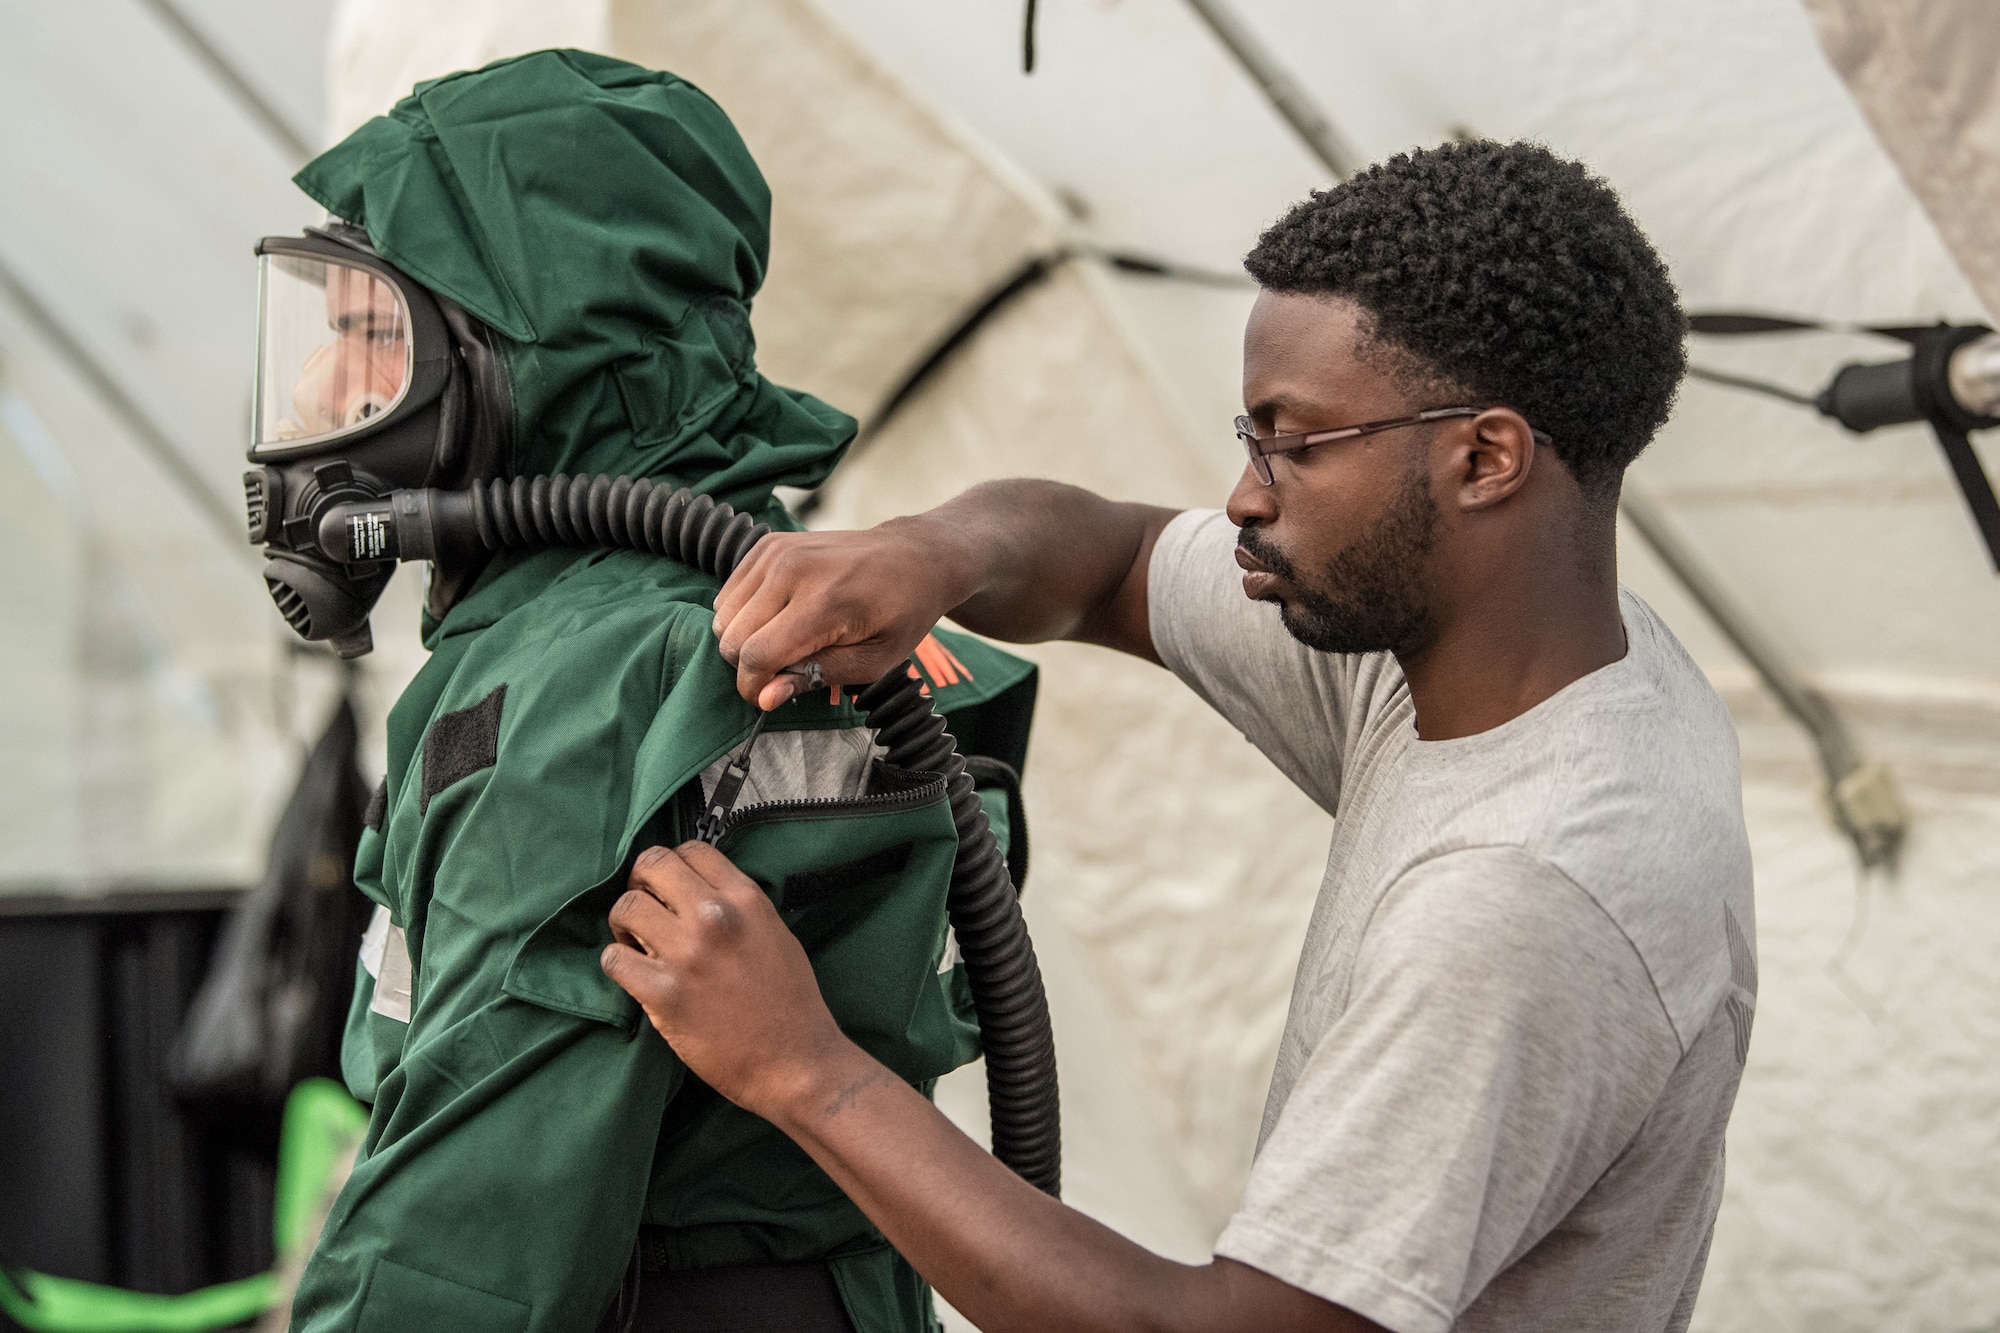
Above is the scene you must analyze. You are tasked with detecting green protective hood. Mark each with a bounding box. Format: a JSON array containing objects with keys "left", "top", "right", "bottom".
[{"left": 293, "top": 49, "right": 854, "bottom": 513}]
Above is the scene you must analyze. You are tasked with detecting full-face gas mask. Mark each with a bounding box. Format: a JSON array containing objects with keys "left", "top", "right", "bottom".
[{"left": 245, "top": 223, "right": 511, "bottom": 657}]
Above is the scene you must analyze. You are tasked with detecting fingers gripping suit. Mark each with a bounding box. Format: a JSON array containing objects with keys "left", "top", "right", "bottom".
[{"left": 284, "top": 52, "right": 1037, "bottom": 1333}]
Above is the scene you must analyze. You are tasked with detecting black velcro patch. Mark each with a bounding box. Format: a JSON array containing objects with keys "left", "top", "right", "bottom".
[
  {"left": 364, "top": 779, "right": 388, "bottom": 832},
  {"left": 421, "top": 684, "right": 506, "bottom": 815},
  {"left": 779, "top": 843, "right": 913, "bottom": 915}
]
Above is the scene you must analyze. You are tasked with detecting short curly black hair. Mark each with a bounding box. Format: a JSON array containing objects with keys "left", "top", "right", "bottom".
[{"left": 1244, "top": 139, "right": 1684, "bottom": 500}]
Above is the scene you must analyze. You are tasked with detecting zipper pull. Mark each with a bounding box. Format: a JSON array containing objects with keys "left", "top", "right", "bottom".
[{"left": 696, "top": 710, "right": 771, "bottom": 845}]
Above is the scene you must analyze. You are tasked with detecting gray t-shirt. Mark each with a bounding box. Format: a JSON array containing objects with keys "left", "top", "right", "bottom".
[{"left": 1148, "top": 510, "right": 1756, "bottom": 1333}]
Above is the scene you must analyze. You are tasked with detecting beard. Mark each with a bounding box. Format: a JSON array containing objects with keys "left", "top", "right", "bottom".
[{"left": 1237, "top": 460, "right": 1439, "bottom": 655}]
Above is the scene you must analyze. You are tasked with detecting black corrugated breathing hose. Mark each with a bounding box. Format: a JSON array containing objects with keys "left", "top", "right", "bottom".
[{"left": 375, "top": 473, "right": 1061, "bottom": 1193}]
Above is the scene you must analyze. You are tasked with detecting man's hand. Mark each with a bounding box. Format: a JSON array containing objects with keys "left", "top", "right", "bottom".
[
  {"left": 711, "top": 481, "right": 1177, "bottom": 707},
  {"left": 601, "top": 842, "right": 853, "bottom": 1117},
  {"left": 713, "top": 520, "right": 970, "bottom": 709},
  {"left": 600, "top": 842, "right": 1375, "bottom": 1333}
]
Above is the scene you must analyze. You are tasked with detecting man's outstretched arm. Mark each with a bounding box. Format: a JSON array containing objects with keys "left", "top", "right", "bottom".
[
  {"left": 601, "top": 842, "right": 1379, "bottom": 1333},
  {"left": 714, "top": 480, "right": 1177, "bottom": 707}
]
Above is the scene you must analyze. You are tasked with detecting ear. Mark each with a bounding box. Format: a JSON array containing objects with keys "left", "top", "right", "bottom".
[{"left": 1449, "top": 408, "right": 1538, "bottom": 512}]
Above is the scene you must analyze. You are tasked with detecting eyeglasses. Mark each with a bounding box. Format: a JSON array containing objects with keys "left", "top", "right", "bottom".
[{"left": 1234, "top": 408, "right": 1551, "bottom": 485}]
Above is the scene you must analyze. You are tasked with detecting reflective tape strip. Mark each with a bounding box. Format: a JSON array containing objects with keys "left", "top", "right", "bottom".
[
  {"left": 358, "top": 904, "right": 391, "bottom": 979},
  {"left": 370, "top": 921, "right": 413, "bottom": 1024},
  {"left": 697, "top": 726, "right": 876, "bottom": 807}
]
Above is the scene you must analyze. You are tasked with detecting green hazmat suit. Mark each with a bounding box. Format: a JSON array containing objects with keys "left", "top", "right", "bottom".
[{"left": 286, "top": 50, "right": 1037, "bottom": 1333}]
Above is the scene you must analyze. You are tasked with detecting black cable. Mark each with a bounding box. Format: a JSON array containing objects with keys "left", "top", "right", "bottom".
[
  {"left": 1685, "top": 310, "right": 1930, "bottom": 340},
  {"left": 1089, "top": 245, "right": 1251, "bottom": 288},
  {"left": 1686, "top": 313, "right": 1832, "bottom": 336},
  {"left": 1686, "top": 364, "right": 1820, "bottom": 408},
  {"left": 792, "top": 244, "right": 1249, "bottom": 521},
  {"left": 792, "top": 250, "right": 1067, "bottom": 521},
  {"left": 1023, "top": 0, "right": 1040, "bottom": 73},
  {"left": 863, "top": 246, "right": 1247, "bottom": 443},
  {"left": 861, "top": 252, "right": 1067, "bottom": 449},
  {"left": 962, "top": 756, "right": 1030, "bottom": 893}
]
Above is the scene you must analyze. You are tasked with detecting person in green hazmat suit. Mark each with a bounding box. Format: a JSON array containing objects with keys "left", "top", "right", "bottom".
[{"left": 257, "top": 50, "right": 1039, "bottom": 1333}]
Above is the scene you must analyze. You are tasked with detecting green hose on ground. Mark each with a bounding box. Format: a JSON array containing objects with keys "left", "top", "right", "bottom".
[
  {"left": 1, "top": 1079, "right": 368, "bottom": 1333},
  {"left": 0, "top": 1271, "right": 278, "bottom": 1333}
]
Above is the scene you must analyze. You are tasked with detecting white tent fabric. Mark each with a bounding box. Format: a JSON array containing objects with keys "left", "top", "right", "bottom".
[
  {"left": 0, "top": 0, "right": 348, "bottom": 891},
  {"left": 1803, "top": 0, "right": 2000, "bottom": 321},
  {"left": 7, "top": 0, "right": 2000, "bottom": 1327}
]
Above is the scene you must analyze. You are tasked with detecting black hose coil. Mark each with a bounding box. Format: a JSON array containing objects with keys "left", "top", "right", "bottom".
[
  {"left": 854, "top": 668, "right": 1060, "bottom": 1189},
  {"left": 463, "top": 474, "right": 1061, "bottom": 1194},
  {"left": 466, "top": 474, "right": 770, "bottom": 573}
]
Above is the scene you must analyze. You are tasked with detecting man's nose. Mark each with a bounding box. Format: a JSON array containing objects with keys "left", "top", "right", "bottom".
[{"left": 1226, "top": 462, "right": 1278, "bottom": 529}]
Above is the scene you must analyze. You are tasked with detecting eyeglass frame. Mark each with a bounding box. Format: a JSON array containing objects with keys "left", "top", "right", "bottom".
[{"left": 1234, "top": 407, "right": 1553, "bottom": 486}]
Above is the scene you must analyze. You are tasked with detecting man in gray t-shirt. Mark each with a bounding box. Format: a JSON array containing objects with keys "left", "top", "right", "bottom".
[
  {"left": 593, "top": 140, "right": 1753, "bottom": 1333},
  {"left": 1155, "top": 508, "right": 1753, "bottom": 1331}
]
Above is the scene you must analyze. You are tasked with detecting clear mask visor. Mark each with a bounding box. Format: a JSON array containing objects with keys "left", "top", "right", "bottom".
[{"left": 253, "top": 252, "right": 413, "bottom": 450}]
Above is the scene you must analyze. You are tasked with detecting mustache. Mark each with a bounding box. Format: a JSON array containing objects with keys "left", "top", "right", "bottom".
[{"left": 1236, "top": 524, "right": 1299, "bottom": 582}]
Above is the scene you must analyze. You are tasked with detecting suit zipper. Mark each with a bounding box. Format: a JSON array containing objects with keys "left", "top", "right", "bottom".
[
  {"left": 698, "top": 708, "right": 948, "bottom": 845},
  {"left": 715, "top": 777, "right": 947, "bottom": 840}
]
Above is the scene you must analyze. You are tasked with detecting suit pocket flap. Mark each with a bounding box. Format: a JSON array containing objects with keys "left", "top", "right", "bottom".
[
  {"left": 358, "top": 1257, "right": 529, "bottom": 1333},
  {"left": 502, "top": 881, "right": 639, "bottom": 1032}
]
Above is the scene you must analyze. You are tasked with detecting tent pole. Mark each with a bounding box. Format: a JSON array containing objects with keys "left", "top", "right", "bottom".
[
  {"left": 1620, "top": 487, "right": 1905, "bottom": 868},
  {"left": 1180, "top": 0, "right": 1358, "bottom": 180},
  {"left": 132, "top": 0, "right": 314, "bottom": 164},
  {"left": 0, "top": 254, "right": 246, "bottom": 553}
]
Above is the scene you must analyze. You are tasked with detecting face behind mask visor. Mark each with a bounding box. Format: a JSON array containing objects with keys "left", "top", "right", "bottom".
[
  {"left": 255, "top": 246, "right": 415, "bottom": 449},
  {"left": 245, "top": 228, "right": 508, "bottom": 658}
]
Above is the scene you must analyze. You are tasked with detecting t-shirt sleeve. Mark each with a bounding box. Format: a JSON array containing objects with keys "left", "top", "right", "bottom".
[
  {"left": 1146, "top": 509, "right": 1365, "bottom": 812},
  {"left": 1213, "top": 847, "right": 1682, "bottom": 1333}
]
